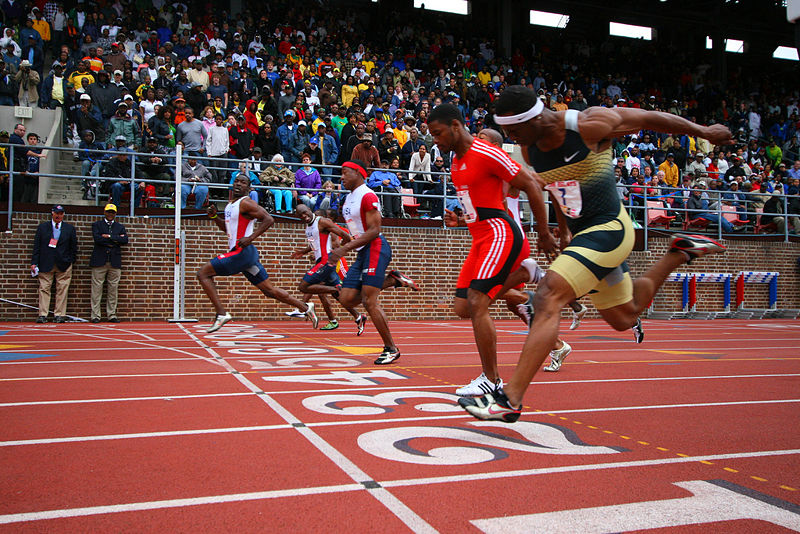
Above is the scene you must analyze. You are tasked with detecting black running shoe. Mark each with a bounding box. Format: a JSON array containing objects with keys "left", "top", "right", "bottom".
[{"left": 389, "top": 270, "right": 419, "bottom": 291}]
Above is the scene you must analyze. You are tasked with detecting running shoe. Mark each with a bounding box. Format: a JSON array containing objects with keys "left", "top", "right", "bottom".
[
  {"left": 458, "top": 387, "right": 521, "bottom": 423},
  {"left": 305, "top": 302, "right": 319, "bottom": 329},
  {"left": 456, "top": 373, "right": 503, "bottom": 396},
  {"left": 543, "top": 341, "right": 572, "bottom": 372},
  {"left": 206, "top": 312, "right": 232, "bottom": 333},
  {"left": 569, "top": 302, "right": 587, "bottom": 330},
  {"left": 355, "top": 313, "right": 368, "bottom": 336},
  {"left": 669, "top": 233, "right": 726, "bottom": 264},
  {"left": 285, "top": 308, "right": 305, "bottom": 318},
  {"left": 516, "top": 290, "right": 536, "bottom": 328},
  {"left": 521, "top": 258, "right": 545, "bottom": 283},
  {"left": 321, "top": 319, "right": 339, "bottom": 330},
  {"left": 633, "top": 317, "right": 644, "bottom": 344},
  {"left": 389, "top": 270, "right": 419, "bottom": 291},
  {"left": 374, "top": 346, "right": 400, "bottom": 365}
]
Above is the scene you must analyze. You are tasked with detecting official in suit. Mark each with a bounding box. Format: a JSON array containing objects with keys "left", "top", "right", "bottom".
[
  {"left": 31, "top": 205, "right": 78, "bottom": 322},
  {"left": 90, "top": 203, "right": 128, "bottom": 322}
]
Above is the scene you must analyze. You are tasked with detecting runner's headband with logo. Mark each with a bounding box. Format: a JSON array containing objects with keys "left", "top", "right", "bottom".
[
  {"left": 342, "top": 161, "right": 367, "bottom": 178},
  {"left": 494, "top": 99, "right": 544, "bottom": 125}
]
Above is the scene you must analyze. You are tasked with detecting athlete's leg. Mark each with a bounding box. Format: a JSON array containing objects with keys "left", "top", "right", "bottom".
[
  {"left": 197, "top": 262, "right": 225, "bottom": 315},
  {"left": 596, "top": 250, "right": 686, "bottom": 330},
  {"left": 567, "top": 300, "right": 583, "bottom": 312},
  {"left": 504, "top": 271, "right": 576, "bottom": 407},
  {"left": 255, "top": 278, "right": 313, "bottom": 311},
  {"left": 317, "top": 294, "right": 336, "bottom": 321},
  {"left": 467, "top": 288, "right": 500, "bottom": 384},
  {"left": 453, "top": 296, "right": 470, "bottom": 318},
  {"left": 361, "top": 285, "right": 396, "bottom": 350},
  {"left": 503, "top": 288, "right": 527, "bottom": 321},
  {"left": 298, "top": 280, "right": 339, "bottom": 295},
  {"left": 338, "top": 288, "right": 361, "bottom": 309}
]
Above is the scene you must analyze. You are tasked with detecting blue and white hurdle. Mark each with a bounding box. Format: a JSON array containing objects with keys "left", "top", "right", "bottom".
[
  {"left": 647, "top": 272, "right": 692, "bottom": 319},
  {"left": 733, "top": 271, "right": 782, "bottom": 319},
  {"left": 689, "top": 273, "right": 732, "bottom": 319}
]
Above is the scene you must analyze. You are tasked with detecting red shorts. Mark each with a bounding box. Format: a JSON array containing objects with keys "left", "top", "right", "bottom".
[{"left": 456, "top": 216, "right": 525, "bottom": 299}]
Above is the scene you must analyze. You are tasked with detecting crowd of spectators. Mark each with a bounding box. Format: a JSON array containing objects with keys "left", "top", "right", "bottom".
[{"left": 0, "top": 0, "right": 798, "bottom": 228}]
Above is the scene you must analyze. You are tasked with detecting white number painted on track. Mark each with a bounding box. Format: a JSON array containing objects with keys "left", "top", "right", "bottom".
[
  {"left": 205, "top": 333, "right": 287, "bottom": 340},
  {"left": 260, "top": 370, "right": 408, "bottom": 386},
  {"left": 239, "top": 357, "right": 363, "bottom": 369},
  {"left": 302, "top": 391, "right": 462, "bottom": 415},
  {"left": 358, "top": 421, "right": 624, "bottom": 465},
  {"left": 471, "top": 480, "right": 800, "bottom": 532}
]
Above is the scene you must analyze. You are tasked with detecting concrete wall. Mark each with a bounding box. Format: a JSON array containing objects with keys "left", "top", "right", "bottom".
[{"left": 1, "top": 210, "right": 799, "bottom": 322}]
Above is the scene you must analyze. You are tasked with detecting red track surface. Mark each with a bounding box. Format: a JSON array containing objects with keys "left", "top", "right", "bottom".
[{"left": 0, "top": 319, "right": 799, "bottom": 532}]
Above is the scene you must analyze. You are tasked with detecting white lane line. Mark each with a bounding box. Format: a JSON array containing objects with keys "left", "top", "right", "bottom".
[
  {"left": 0, "top": 372, "right": 229, "bottom": 381},
  {"left": 379, "top": 448, "right": 800, "bottom": 489},
  {"left": 3, "top": 373, "right": 795, "bottom": 405},
  {"left": 177, "top": 324, "right": 437, "bottom": 534},
  {"left": 0, "top": 424, "right": 292, "bottom": 447},
  {"left": 0, "top": 483, "right": 364, "bottom": 525},
  {"left": 0, "top": 392, "right": 251, "bottom": 407},
  {"left": 3, "top": 398, "right": 797, "bottom": 447},
  {"left": 0, "top": 358, "right": 210, "bottom": 364},
  {"left": 2, "top": 448, "right": 797, "bottom": 526}
]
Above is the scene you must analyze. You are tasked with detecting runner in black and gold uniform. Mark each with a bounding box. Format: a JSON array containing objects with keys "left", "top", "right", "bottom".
[{"left": 460, "top": 85, "right": 732, "bottom": 422}]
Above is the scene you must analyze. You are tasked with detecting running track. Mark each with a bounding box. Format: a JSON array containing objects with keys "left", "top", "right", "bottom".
[{"left": 0, "top": 319, "right": 799, "bottom": 532}]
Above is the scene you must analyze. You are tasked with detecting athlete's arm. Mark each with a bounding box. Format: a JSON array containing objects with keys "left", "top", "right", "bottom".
[
  {"left": 319, "top": 217, "right": 352, "bottom": 245},
  {"left": 579, "top": 107, "right": 734, "bottom": 148},
  {"left": 327, "top": 209, "right": 381, "bottom": 266},
  {"left": 508, "top": 167, "right": 558, "bottom": 260},
  {"left": 552, "top": 204, "right": 572, "bottom": 250},
  {"left": 237, "top": 198, "right": 274, "bottom": 248},
  {"left": 290, "top": 245, "right": 312, "bottom": 259},
  {"left": 206, "top": 203, "right": 226, "bottom": 233}
]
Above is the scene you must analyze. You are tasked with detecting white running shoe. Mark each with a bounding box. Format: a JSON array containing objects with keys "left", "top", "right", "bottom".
[
  {"left": 456, "top": 372, "right": 503, "bottom": 396},
  {"left": 521, "top": 258, "right": 545, "bottom": 283},
  {"left": 516, "top": 290, "right": 535, "bottom": 328},
  {"left": 632, "top": 318, "right": 644, "bottom": 343},
  {"left": 305, "top": 302, "right": 319, "bottom": 329},
  {"left": 206, "top": 312, "right": 232, "bottom": 333},
  {"left": 285, "top": 308, "right": 305, "bottom": 318},
  {"left": 543, "top": 341, "right": 571, "bottom": 372},
  {"left": 569, "top": 303, "right": 587, "bottom": 331}
]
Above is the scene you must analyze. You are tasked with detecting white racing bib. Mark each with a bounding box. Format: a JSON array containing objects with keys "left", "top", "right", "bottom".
[
  {"left": 545, "top": 180, "right": 583, "bottom": 218},
  {"left": 457, "top": 189, "right": 478, "bottom": 223}
]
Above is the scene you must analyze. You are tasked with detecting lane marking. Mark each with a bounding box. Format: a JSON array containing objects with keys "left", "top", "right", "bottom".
[
  {"left": 0, "top": 392, "right": 251, "bottom": 407},
  {"left": 332, "top": 346, "right": 383, "bottom": 355},
  {"left": 4, "top": 398, "right": 798, "bottom": 446},
  {"left": 177, "top": 324, "right": 437, "bottom": 533},
  {"left": 2, "top": 448, "right": 798, "bottom": 526},
  {"left": 0, "top": 372, "right": 229, "bottom": 381}
]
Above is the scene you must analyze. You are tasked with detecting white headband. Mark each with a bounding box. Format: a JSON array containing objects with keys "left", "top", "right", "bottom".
[{"left": 494, "top": 99, "right": 544, "bottom": 125}]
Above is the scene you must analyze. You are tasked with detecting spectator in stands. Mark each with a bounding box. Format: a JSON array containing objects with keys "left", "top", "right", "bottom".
[
  {"left": 312, "top": 123, "right": 339, "bottom": 181},
  {"left": 763, "top": 187, "right": 800, "bottom": 234},
  {"left": 138, "top": 137, "right": 172, "bottom": 197},
  {"left": 377, "top": 128, "right": 400, "bottom": 163},
  {"left": 40, "top": 63, "right": 67, "bottom": 109},
  {"left": 107, "top": 101, "right": 140, "bottom": 147},
  {"left": 408, "top": 143, "right": 433, "bottom": 204},
  {"left": 615, "top": 166, "right": 628, "bottom": 203},
  {"left": 0, "top": 60, "right": 14, "bottom": 105},
  {"left": 14, "top": 59, "right": 39, "bottom": 106},
  {"left": 175, "top": 106, "right": 206, "bottom": 154},
  {"left": 148, "top": 105, "right": 175, "bottom": 148},
  {"left": 254, "top": 121, "right": 281, "bottom": 161},
  {"left": 204, "top": 113, "right": 230, "bottom": 188},
  {"left": 86, "top": 70, "right": 120, "bottom": 126},
  {"left": 658, "top": 152, "right": 680, "bottom": 188},
  {"left": 229, "top": 161, "right": 261, "bottom": 203},
  {"left": 290, "top": 120, "right": 310, "bottom": 163},
  {"left": 367, "top": 159, "right": 402, "bottom": 218},
  {"left": 350, "top": 132, "right": 380, "bottom": 169},
  {"left": 294, "top": 153, "right": 321, "bottom": 209},
  {"left": 105, "top": 148, "right": 144, "bottom": 208},
  {"left": 77, "top": 129, "right": 105, "bottom": 199},
  {"left": 180, "top": 151, "right": 211, "bottom": 209},
  {"left": 20, "top": 132, "right": 45, "bottom": 203},
  {"left": 260, "top": 154, "right": 295, "bottom": 214},
  {"left": 687, "top": 186, "right": 734, "bottom": 232}
]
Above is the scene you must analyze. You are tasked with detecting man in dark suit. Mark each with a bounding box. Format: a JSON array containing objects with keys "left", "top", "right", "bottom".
[
  {"left": 31, "top": 205, "right": 78, "bottom": 323},
  {"left": 90, "top": 203, "right": 128, "bottom": 322}
]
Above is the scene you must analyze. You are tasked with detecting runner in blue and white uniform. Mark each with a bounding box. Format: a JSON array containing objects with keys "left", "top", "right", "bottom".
[{"left": 198, "top": 173, "right": 319, "bottom": 333}]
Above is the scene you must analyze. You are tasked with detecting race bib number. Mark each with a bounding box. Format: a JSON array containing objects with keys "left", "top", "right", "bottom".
[
  {"left": 457, "top": 189, "right": 478, "bottom": 223},
  {"left": 545, "top": 180, "right": 582, "bottom": 218}
]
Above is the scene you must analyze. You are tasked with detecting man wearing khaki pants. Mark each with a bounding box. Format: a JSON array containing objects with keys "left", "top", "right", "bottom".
[
  {"left": 90, "top": 203, "right": 128, "bottom": 322},
  {"left": 31, "top": 205, "right": 78, "bottom": 323}
]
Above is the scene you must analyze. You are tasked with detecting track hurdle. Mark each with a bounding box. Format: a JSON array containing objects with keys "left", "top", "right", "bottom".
[
  {"left": 732, "top": 271, "right": 780, "bottom": 319},
  {"left": 647, "top": 272, "right": 691, "bottom": 319},
  {"left": 688, "top": 273, "right": 732, "bottom": 319}
]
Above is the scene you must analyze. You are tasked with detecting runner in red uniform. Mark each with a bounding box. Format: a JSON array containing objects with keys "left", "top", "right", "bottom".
[{"left": 428, "top": 104, "right": 558, "bottom": 396}]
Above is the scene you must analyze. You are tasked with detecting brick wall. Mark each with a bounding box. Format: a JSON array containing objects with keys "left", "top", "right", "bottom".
[{"left": 2, "top": 211, "right": 799, "bottom": 322}]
